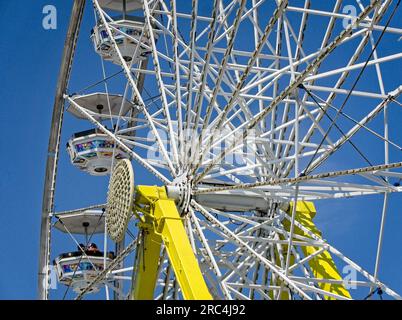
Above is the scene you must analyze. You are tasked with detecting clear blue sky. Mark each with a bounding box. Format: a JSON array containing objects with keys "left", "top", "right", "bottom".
[{"left": 0, "top": 0, "right": 401, "bottom": 300}]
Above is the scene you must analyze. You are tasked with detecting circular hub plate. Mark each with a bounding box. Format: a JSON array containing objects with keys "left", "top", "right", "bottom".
[{"left": 106, "top": 159, "right": 134, "bottom": 242}]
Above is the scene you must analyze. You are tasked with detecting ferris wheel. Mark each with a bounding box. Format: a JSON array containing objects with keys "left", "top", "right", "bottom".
[{"left": 39, "top": 0, "right": 402, "bottom": 300}]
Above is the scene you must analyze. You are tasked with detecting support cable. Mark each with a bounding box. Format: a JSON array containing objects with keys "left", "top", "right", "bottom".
[{"left": 303, "top": 0, "right": 401, "bottom": 176}]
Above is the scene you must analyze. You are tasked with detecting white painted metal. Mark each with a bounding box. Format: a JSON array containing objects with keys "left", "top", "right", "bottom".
[{"left": 43, "top": 0, "right": 402, "bottom": 300}]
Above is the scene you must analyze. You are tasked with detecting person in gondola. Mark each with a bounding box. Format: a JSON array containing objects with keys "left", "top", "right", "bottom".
[
  {"left": 77, "top": 243, "right": 86, "bottom": 252},
  {"left": 86, "top": 243, "right": 101, "bottom": 256}
]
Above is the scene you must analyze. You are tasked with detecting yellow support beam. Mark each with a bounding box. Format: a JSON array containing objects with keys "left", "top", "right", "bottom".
[
  {"left": 285, "top": 201, "right": 351, "bottom": 300},
  {"left": 130, "top": 226, "right": 162, "bottom": 300},
  {"left": 131, "top": 186, "right": 212, "bottom": 300}
]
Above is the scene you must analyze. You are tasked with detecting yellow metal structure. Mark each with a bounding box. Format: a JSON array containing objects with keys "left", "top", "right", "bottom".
[
  {"left": 130, "top": 185, "right": 212, "bottom": 300},
  {"left": 283, "top": 201, "right": 351, "bottom": 300},
  {"left": 129, "top": 185, "right": 347, "bottom": 300}
]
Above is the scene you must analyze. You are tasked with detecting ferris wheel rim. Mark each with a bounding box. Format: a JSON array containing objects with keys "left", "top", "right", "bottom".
[{"left": 41, "top": 0, "right": 402, "bottom": 300}]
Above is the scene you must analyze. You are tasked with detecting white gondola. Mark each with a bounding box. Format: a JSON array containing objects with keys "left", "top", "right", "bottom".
[
  {"left": 98, "top": 0, "right": 143, "bottom": 12},
  {"left": 55, "top": 209, "right": 106, "bottom": 235},
  {"left": 67, "top": 129, "right": 129, "bottom": 176},
  {"left": 54, "top": 252, "right": 114, "bottom": 294},
  {"left": 91, "top": 16, "right": 155, "bottom": 66},
  {"left": 67, "top": 92, "right": 137, "bottom": 120}
]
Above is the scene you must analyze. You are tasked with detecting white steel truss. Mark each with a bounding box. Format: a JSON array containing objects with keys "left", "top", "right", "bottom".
[{"left": 41, "top": 0, "right": 402, "bottom": 300}]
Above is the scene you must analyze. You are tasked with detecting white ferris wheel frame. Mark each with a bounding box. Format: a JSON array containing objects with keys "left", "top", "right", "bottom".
[{"left": 39, "top": 0, "right": 402, "bottom": 300}]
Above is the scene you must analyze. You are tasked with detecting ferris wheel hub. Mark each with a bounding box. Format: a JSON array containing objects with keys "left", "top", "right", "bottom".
[{"left": 166, "top": 173, "right": 193, "bottom": 215}]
